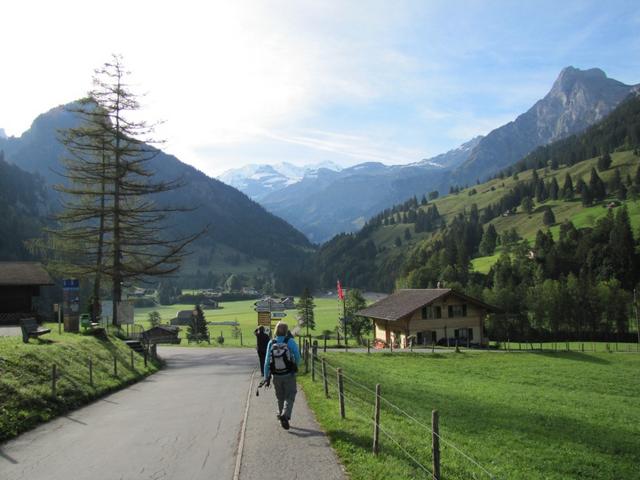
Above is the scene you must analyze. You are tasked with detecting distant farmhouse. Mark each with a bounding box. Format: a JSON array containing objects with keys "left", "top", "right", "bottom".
[
  {"left": 170, "top": 310, "right": 194, "bottom": 326},
  {"left": 280, "top": 297, "right": 296, "bottom": 309},
  {"left": 201, "top": 298, "right": 219, "bottom": 309},
  {"left": 142, "top": 325, "right": 181, "bottom": 344},
  {"left": 357, "top": 289, "right": 500, "bottom": 348},
  {"left": 0, "top": 262, "right": 54, "bottom": 325}
]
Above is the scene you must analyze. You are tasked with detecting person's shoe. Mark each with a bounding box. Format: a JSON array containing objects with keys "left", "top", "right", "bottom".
[{"left": 280, "top": 415, "right": 290, "bottom": 430}]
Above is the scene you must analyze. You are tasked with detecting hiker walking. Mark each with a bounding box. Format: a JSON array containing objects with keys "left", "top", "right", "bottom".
[
  {"left": 254, "top": 326, "right": 270, "bottom": 372},
  {"left": 263, "top": 321, "right": 300, "bottom": 430}
]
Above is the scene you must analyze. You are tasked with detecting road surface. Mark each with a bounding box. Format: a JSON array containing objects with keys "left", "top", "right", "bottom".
[
  {"left": 1, "top": 347, "right": 346, "bottom": 480},
  {"left": 1, "top": 348, "right": 256, "bottom": 480}
]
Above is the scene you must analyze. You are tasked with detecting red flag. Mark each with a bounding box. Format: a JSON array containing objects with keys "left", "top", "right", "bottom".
[{"left": 337, "top": 280, "right": 344, "bottom": 301}]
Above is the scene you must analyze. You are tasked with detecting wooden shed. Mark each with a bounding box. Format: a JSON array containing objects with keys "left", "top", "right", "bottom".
[
  {"left": 357, "top": 288, "right": 500, "bottom": 348},
  {"left": 0, "top": 262, "right": 54, "bottom": 325}
]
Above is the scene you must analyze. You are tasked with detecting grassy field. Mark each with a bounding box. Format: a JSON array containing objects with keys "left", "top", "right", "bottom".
[
  {"left": 299, "top": 350, "right": 640, "bottom": 480},
  {"left": 133, "top": 297, "right": 357, "bottom": 347},
  {"left": 0, "top": 330, "right": 160, "bottom": 442}
]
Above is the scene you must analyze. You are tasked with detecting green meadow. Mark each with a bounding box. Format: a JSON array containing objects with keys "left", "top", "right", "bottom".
[
  {"left": 133, "top": 297, "right": 355, "bottom": 347},
  {"left": 299, "top": 350, "right": 640, "bottom": 480}
]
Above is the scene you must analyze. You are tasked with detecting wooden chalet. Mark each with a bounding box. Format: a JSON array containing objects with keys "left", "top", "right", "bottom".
[
  {"left": 357, "top": 289, "right": 500, "bottom": 348},
  {"left": 0, "top": 262, "right": 54, "bottom": 325}
]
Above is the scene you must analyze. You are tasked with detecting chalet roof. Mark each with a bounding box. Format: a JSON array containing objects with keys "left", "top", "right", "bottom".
[
  {"left": 356, "top": 289, "right": 500, "bottom": 321},
  {"left": 147, "top": 325, "right": 180, "bottom": 333},
  {"left": 0, "top": 262, "right": 54, "bottom": 286}
]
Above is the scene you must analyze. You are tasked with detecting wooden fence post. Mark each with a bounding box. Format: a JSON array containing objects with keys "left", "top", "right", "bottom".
[
  {"left": 337, "top": 367, "right": 345, "bottom": 419},
  {"left": 304, "top": 340, "right": 309, "bottom": 374},
  {"left": 322, "top": 358, "right": 329, "bottom": 398},
  {"left": 88, "top": 357, "right": 93, "bottom": 387},
  {"left": 130, "top": 350, "right": 134, "bottom": 369},
  {"left": 367, "top": 339, "right": 371, "bottom": 354},
  {"left": 144, "top": 349, "right": 148, "bottom": 367},
  {"left": 311, "top": 341, "right": 317, "bottom": 382},
  {"left": 432, "top": 341, "right": 435, "bottom": 353},
  {"left": 410, "top": 339, "right": 413, "bottom": 352},
  {"left": 373, "top": 384, "right": 381, "bottom": 455},
  {"left": 51, "top": 364, "right": 57, "bottom": 397},
  {"left": 240, "top": 330, "right": 243, "bottom": 346},
  {"left": 113, "top": 356, "right": 118, "bottom": 377},
  {"left": 432, "top": 410, "right": 440, "bottom": 480},
  {"left": 324, "top": 336, "right": 327, "bottom": 352}
]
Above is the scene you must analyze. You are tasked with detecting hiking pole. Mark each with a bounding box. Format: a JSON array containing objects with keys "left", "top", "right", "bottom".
[{"left": 256, "top": 377, "right": 270, "bottom": 397}]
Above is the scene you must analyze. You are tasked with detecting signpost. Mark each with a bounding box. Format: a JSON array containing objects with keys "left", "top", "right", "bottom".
[
  {"left": 62, "top": 279, "right": 80, "bottom": 333},
  {"left": 255, "top": 298, "right": 288, "bottom": 330}
]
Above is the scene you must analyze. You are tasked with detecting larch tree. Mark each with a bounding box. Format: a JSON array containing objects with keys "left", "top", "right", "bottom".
[{"left": 51, "top": 55, "right": 199, "bottom": 325}]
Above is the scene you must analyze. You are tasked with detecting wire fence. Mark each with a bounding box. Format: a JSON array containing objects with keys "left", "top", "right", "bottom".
[{"left": 307, "top": 344, "right": 498, "bottom": 480}]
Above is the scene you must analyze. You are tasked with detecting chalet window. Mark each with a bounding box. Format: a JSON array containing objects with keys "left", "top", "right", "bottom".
[
  {"left": 422, "top": 306, "right": 440, "bottom": 319},
  {"left": 448, "top": 304, "right": 468, "bottom": 317}
]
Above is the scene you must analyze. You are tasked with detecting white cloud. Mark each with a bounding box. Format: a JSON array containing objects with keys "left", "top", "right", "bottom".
[{"left": 1, "top": 0, "right": 637, "bottom": 178}]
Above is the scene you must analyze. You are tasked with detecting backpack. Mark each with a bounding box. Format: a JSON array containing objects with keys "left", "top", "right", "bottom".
[{"left": 270, "top": 340, "right": 297, "bottom": 375}]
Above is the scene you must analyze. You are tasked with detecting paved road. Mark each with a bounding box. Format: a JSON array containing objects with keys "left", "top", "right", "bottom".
[
  {"left": 240, "top": 378, "right": 345, "bottom": 480},
  {"left": 0, "top": 347, "right": 256, "bottom": 480}
]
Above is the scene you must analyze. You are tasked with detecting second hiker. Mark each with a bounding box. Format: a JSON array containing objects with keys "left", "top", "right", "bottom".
[{"left": 263, "top": 321, "right": 300, "bottom": 430}]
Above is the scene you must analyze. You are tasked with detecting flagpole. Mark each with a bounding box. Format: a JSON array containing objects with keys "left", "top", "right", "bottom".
[{"left": 343, "top": 292, "right": 348, "bottom": 351}]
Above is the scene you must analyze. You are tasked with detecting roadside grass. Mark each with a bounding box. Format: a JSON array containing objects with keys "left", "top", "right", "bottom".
[
  {"left": 298, "top": 351, "right": 640, "bottom": 480},
  {"left": 0, "top": 330, "right": 160, "bottom": 442},
  {"left": 133, "top": 297, "right": 360, "bottom": 348}
]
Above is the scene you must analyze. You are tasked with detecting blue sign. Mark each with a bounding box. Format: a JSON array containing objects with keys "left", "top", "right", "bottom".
[{"left": 63, "top": 279, "right": 80, "bottom": 290}]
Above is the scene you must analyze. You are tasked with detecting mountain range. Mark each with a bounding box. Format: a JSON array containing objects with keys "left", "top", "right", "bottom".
[
  {"left": 223, "top": 67, "right": 639, "bottom": 243},
  {"left": 219, "top": 161, "right": 342, "bottom": 201},
  {"left": 0, "top": 105, "right": 314, "bottom": 289}
]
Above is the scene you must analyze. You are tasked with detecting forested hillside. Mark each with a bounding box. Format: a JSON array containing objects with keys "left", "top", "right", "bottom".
[
  {"left": 0, "top": 152, "right": 50, "bottom": 260},
  {"left": 315, "top": 95, "right": 640, "bottom": 341},
  {"left": 0, "top": 103, "right": 315, "bottom": 292}
]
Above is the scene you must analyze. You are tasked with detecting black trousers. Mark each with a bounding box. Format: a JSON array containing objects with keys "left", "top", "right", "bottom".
[{"left": 258, "top": 351, "right": 266, "bottom": 373}]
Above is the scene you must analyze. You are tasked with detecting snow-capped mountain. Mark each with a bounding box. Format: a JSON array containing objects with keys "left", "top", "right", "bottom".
[
  {"left": 0, "top": 128, "right": 7, "bottom": 139},
  {"left": 218, "top": 161, "right": 342, "bottom": 200}
]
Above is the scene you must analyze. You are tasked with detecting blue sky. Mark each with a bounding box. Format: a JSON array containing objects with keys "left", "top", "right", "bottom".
[{"left": 1, "top": 1, "right": 639, "bottom": 176}]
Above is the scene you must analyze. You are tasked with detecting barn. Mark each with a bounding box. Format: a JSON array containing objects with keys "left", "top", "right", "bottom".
[{"left": 0, "top": 262, "right": 54, "bottom": 325}]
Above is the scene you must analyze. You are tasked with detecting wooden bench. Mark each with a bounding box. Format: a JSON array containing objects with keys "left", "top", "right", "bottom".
[
  {"left": 80, "top": 314, "right": 101, "bottom": 332},
  {"left": 19, "top": 318, "right": 51, "bottom": 343}
]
